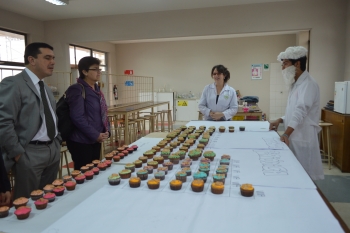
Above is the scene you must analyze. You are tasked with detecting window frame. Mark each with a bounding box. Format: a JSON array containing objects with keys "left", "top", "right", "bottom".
[
  {"left": 69, "top": 44, "right": 107, "bottom": 72},
  {"left": 0, "top": 27, "right": 27, "bottom": 67}
]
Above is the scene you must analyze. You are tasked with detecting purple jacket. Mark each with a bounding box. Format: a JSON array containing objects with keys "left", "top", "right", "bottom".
[{"left": 66, "top": 80, "right": 107, "bottom": 144}]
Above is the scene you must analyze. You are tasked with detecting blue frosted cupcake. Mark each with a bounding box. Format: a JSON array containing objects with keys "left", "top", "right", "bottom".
[
  {"left": 220, "top": 159, "right": 230, "bottom": 165},
  {"left": 182, "top": 167, "right": 192, "bottom": 176},
  {"left": 154, "top": 171, "right": 165, "bottom": 180},
  {"left": 175, "top": 171, "right": 187, "bottom": 182},
  {"left": 193, "top": 171, "right": 208, "bottom": 183},
  {"left": 213, "top": 174, "right": 226, "bottom": 184},
  {"left": 216, "top": 168, "right": 228, "bottom": 178},
  {"left": 198, "top": 167, "right": 210, "bottom": 176}
]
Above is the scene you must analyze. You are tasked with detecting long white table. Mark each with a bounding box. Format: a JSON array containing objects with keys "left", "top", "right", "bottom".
[{"left": 0, "top": 121, "right": 345, "bottom": 233}]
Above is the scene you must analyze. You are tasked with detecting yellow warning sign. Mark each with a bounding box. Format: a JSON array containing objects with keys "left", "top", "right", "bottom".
[{"left": 177, "top": 100, "right": 188, "bottom": 106}]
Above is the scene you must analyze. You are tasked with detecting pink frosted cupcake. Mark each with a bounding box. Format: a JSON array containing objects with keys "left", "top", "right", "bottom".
[
  {"left": 75, "top": 174, "right": 86, "bottom": 184},
  {"left": 14, "top": 206, "right": 31, "bottom": 220},
  {"left": 53, "top": 186, "right": 65, "bottom": 196},
  {"left": 43, "top": 192, "right": 56, "bottom": 202},
  {"left": 92, "top": 167, "right": 100, "bottom": 175},
  {"left": 64, "top": 181, "right": 77, "bottom": 191},
  {"left": 34, "top": 198, "right": 49, "bottom": 210},
  {"left": 84, "top": 171, "right": 94, "bottom": 180}
]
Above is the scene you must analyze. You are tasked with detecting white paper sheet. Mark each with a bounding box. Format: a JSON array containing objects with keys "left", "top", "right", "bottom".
[
  {"left": 41, "top": 186, "right": 343, "bottom": 233},
  {"left": 185, "top": 120, "right": 270, "bottom": 131}
]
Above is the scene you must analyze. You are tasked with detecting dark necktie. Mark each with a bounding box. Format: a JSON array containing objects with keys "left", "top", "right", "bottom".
[{"left": 39, "top": 81, "right": 55, "bottom": 140}]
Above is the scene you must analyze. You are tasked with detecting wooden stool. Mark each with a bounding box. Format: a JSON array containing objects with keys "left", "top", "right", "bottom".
[
  {"left": 161, "top": 110, "right": 173, "bottom": 132},
  {"left": 143, "top": 115, "right": 156, "bottom": 133},
  {"left": 59, "top": 148, "right": 71, "bottom": 178},
  {"left": 154, "top": 112, "right": 162, "bottom": 132},
  {"left": 135, "top": 118, "right": 146, "bottom": 137},
  {"left": 319, "top": 122, "right": 333, "bottom": 170}
]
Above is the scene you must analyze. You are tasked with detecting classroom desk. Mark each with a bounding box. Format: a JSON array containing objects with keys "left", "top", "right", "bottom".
[
  {"left": 108, "top": 101, "right": 170, "bottom": 144},
  {"left": 0, "top": 121, "right": 348, "bottom": 233}
]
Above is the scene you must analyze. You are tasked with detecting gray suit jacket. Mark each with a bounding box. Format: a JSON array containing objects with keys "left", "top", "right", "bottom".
[{"left": 0, "top": 70, "right": 61, "bottom": 163}]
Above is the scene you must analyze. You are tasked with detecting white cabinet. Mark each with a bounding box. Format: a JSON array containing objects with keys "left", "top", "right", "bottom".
[{"left": 175, "top": 99, "right": 199, "bottom": 121}]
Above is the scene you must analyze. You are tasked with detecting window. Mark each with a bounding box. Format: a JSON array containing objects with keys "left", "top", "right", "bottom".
[
  {"left": 69, "top": 44, "right": 107, "bottom": 71},
  {"left": 0, "top": 28, "right": 26, "bottom": 82}
]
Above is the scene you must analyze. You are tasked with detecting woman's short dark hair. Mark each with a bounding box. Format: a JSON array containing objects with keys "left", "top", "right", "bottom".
[
  {"left": 24, "top": 42, "right": 53, "bottom": 65},
  {"left": 211, "top": 65, "right": 230, "bottom": 83},
  {"left": 289, "top": 56, "right": 307, "bottom": 71},
  {"left": 78, "top": 56, "right": 101, "bottom": 79}
]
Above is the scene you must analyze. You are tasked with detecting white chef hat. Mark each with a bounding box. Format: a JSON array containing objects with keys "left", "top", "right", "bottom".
[{"left": 277, "top": 46, "right": 308, "bottom": 62}]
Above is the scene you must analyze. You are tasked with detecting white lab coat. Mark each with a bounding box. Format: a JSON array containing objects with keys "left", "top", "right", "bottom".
[
  {"left": 198, "top": 83, "right": 238, "bottom": 120},
  {"left": 282, "top": 71, "right": 324, "bottom": 180}
]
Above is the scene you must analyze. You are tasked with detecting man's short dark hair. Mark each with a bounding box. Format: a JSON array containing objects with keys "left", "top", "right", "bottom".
[
  {"left": 78, "top": 56, "right": 101, "bottom": 79},
  {"left": 24, "top": 42, "right": 53, "bottom": 65},
  {"left": 289, "top": 56, "right": 307, "bottom": 71}
]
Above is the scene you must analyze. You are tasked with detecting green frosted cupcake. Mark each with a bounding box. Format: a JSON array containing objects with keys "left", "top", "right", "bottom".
[
  {"left": 119, "top": 169, "right": 132, "bottom": 179},
  {"left": 175, "top": 150, "right": 186, "bottom": 159},
  {"left": 136, "top": 169, "right": 148, "bottom": 180},
  {"left": 199, "top": 138, "right": 209, "bottom": 145},
  {"left": 108, "top": 173, "right": 121, "bottom": 185},
  {"left": 203, "top": 151, "right": 216, "bottom": 161},
  {"left": 176, "top": 171, "right": 187, "bottom": 182},
  {"left": 169, "top": 154, "right": 180, "bottom": 164},
  {"left": 160, "top": 149, "right": 171, "bottom": 159},
  {"left": 188, "top": 149, "right": 201, "bottom": 161},
  {"left": 125, "top": 163, "right": 135, "bottom": 172}
]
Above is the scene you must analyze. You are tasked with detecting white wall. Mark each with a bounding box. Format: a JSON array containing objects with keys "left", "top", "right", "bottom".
[
  {"left": 115, "top": 34, "right": 296, "bottom": 116},
  {"left": 345, "top": 0, "right": 350, "bottom": 81},
  {"left": 42, "top": 0, "right": 348, "bottom": 110},
  {"left": 0, "top": 8, "right": 44, "bottom": 43}
]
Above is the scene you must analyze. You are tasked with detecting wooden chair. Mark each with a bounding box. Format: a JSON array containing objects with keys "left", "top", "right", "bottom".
[{"left": 319, "top": 122, "right": 333, "bottom": 170}]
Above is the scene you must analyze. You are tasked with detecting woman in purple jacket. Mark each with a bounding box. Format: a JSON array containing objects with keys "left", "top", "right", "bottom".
[{"left": 66, "top": 57, "right": 110, "bottom": 170}]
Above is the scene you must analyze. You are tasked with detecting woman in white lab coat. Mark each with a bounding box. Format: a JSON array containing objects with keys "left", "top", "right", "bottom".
[{"left": 198, "top": 65, "right": 238, "bottom": 121}]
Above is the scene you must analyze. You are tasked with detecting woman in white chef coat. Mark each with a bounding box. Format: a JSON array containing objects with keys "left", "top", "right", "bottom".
[{"left": 198, "top": 65, "right": 238, "bottom": 121}]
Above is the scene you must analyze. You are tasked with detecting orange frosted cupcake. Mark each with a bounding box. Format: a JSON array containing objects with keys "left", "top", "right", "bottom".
[
  {"left": 240, "top": 184, "right": 254, "bottom": 197},
  {"left": 13, "top": 197, "right": 29, "bottom": 209},
  {"left": 30, "top": 190, "right": 44, "bottom": 200},
  {"left": 153, "top": 156, "right": 164, "bottom": 165},
  {"left": 71, "top": 170, "right": 81, "bottom": 178},
  {"left": 147, "top": 179, "right": 160, "bottom": 190},
  {"left": 170, "top": 180, "right": 182, "bottom": 191},
  {"left": 191, "top": 180, "right": 204, "bottom": 192},
  {"left": 52, "top": 179, "right": 64, "bottom": 186},
  {"left": 129, "top": 177, "right": 141, "bottom": 188},
  {"left": 105, "top": 153, "right": 113, "bottom": 160},
  {"left": 211, "top": 182, "right": 225, "bottom": 194},
  {"left": 43, "top": 184, "right": 55, "bottom": 193},
  {"left": 0, "top": 206, "right": 10, "bottom": 218}
]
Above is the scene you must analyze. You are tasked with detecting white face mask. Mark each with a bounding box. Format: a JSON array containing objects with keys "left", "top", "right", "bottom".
[{"left": 282, "top": 65, "right": 296, "bottom": 91}]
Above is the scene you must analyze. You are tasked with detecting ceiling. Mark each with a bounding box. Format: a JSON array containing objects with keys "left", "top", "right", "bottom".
[{"left": 0, "top": 0, "right": 293, "bottom": 21}]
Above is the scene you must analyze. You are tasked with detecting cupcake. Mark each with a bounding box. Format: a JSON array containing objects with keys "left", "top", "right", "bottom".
[
  {"left": 185, "top": 139, "right": 195, "bottom": 146},
  {"left": 183, "top": 158, "right": 192, "bottom": 165},
  {"left": 108, "top": 173, "right": 121, "bottom": 185},
  {"left": 63, "top": 175, "right": 73, "bottom": 182},
  {"left": 30, "top": 190, "right": 44, "bottom": 201},
  {"left": 113, "top": 155, "right": 121, "bottom": 162},
  {"left": 127, "top": 148, "right": 134, "bottom": 154},
  {"left": 134, "top": 160, "right": 143, "bottom": 168},
  {"left": 199, "top": 138, "right": 208, "bottom": 145},
  {"left": 220, "top": 159, "right": 230, "bottom": 165},
  {"left": 199, "top": 125, "right": 206, "bottom": 130},
  {"left": 86, "top": 163, "right": 94, "bottom": 170},
  {"left": 117, "top": 147, "right": 124, "bottom": 152},
  {"left": 209, "top": 126, "right": 216, "bottom": 131},
  {"left": 136, "top": 169, "right": 149, "bottom": 180},
  {"left": 199, "top": 167, "right": 210, "bottom": 176},
  {"left": 34, "top": 198, "right": 49, "bottom": 210},
  {"left": 239, "top": 126, "right": 245, "bottom": 131},
  {"left": 97, "top": 162, "right": 107, "bottom": 171},
  {"left": 188, "top": 149, "right": 201, "bottom": 161},
  {"left": 240, "top": 184, "right": 254, "bottom": 197},
  {"left": 122, "top": 144, "right": 129, "bottom": 150},
  {"left": 169, "top": 154, "right": 180, "bottom": 164},
  {"left": 52, "top": 179, "right": 64, "bottom": 186},
  {"left": 13, "top": 197, "right": 29, "bottom": 209},
  {"left": 154, "top": 171, "right": 165, "bottom": 180},
  {"left": 174, "top": 140, "right": 181, "bottom": 146},
  {"left": 164, "top": 146, "right": 173, "bottom": 153},
  {"left": 211, "top": 182, "right": 225, "bottom": 194},
  {"left": 118, "top": 153, "right": 125, "bottom": 160},
  {"left": 139, "top": 156, "right": 148, "bottom": 163},
  {"left": 170, "top": 142, "right": 178, "bottom": 149},
  {"left": 153, "top": 156, "right": 164, "bottom": 165},
  {"left": 122, "top": 150, "right": 129, "bottom": 156},
  {"left": 43, "top": 184, "right": 55, "bottom": 193},
  {"left": 14, "top": 206, "right": 31, "bottom": 220},
  {"left": 143, "top": 166, "right": 154, "bottom": 174},
  {"left": 218, "top": 165, "right": 229, "bottom": 171},
  {"left": 157, "top": 167, "right": 168, "bottom": 175},
  {"left": 157, "top": 143, "right": 166, "bottom": 148},
  {"left": 80, "top": 166, "right": 89, "bottom": 173},
  {"left": 178, "top": 137, "right": 185, "bottom": 143},
  {"left": 202, "top": 134, "right": 210, "bottom": 139},
  {"left": 131, "top": 145, "right": 138, "bottom": 151},
  {"left": 160, "top": 149, "right": 171, "bottom": 159},
  {"left": 147, "top": 179, "right": 160, "bottom": 190},
  {"left": 228, "top": 126, "right": 235, "bottom": 132},
  {"left": 71, "top": 170, "right": 81, "bottom": 178},
  {"left": 105, "top": 153, "right": 113, "bottom": 160},
  {"left": 182, "top": 167, "right": 192, "bottom": 176},
  {"left": 92, "top": 160, "right": 101, "bottom": 166},
  {"left": 180, "top": 125, "right": 187, "bottom": 131},
  {"left": 147, "top": 161, "right": 159, "bottom": 169},
  {"left": 162, "top": 161, "right": 174, "bottom": 170},
  {"left": 200, "top": 158, "right": 211, "bottom": 163},
  {"left": 43, "top": 192, "right": 56, "bottom": 202},
  {"left": 152, "top": 146, "right": 161, "bottom": 152},
  {"left": 193, "top": 172, "right": 208, "bottom": 183},
  {"left": 176, "top": 150, "right": 187, "bottom": 160},
  {"left": 191, "top": 180, "right": 204, "bottom": 192},
  {"left": 216, "top": 168, "right": 228, "bottom": 177},
  {"left": 104, "top": 160, "right": 112, "bottom": 167},
  {"left": 213, "top": 174, "right": 226, "bottom": 184},
  {"left": 199, "top": 162, "right": 210, "bottom": 169},
  {"left": 53, "top": 186, "right": 65, "bottom": 196},
  {"left": 0, "top": 206, "right": 9, "bottom": 218},
  {"left": 170, "top": 180, "right": 182, "bottom": 191},
  {"left": 92, "top": 167, "right": 100, "bottom": 175},
  {"left": 179, "top": 146, "right": 188, "bottom": 152},
  {"left": 119, "top": 169, "right": 132, "bottom": 179},
  {"left": 203, "top": 151, "right": 216, "bottom": 161},
  {"left": 164, "top": 137, "right": 172, "bottom": 143},
  {"left": 143, "top": 150, "right": 154, "bottom": 159},
  {"left": 129, "top": 177, "right": 141, "bottom": 188},
  {"left": 75, "top": 174, "right": 86, "bottom": 184},
  {"left": 182, "top": 142, "right": 191, "bottom": 148},
  {"left": 84, "top": 171, "right": 94, "bottom": 180},
  {"left": 181, "top": 161, "right": 191, "bottom": 168},
  {"left": 219, "top": 126, "right": 226, "bottom": 132},
  {"left": 64, "top": 181, "right": 77, "bottom": 190},
  {"left": 221, "top": 154, "right": 231, "bottom": 159},
  {"left": 175, "top": 171, "right": 187, "bottom": 182}
]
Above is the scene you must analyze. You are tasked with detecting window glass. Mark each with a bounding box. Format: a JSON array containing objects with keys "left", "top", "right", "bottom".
[{"left": 0, "top": 29, "right": 26, "bottom": 64}]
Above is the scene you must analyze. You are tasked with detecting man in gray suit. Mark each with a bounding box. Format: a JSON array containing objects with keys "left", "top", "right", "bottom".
[{"left": 0, "top": 42, "right": 61, "bottom": 199}]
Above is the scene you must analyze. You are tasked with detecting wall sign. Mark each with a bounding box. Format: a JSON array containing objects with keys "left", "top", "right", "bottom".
[
  {"left": 124, "top": 70, "right": 134, "bottom": 75},
  {"left": 177, "top": 100, "right": 188, "bottom": 106},
  {"left": 251, "top": 64, "right": 262, "bottom": 80},
  {"left": 125, "top": 80, "right": 134, "bottom": 86}
]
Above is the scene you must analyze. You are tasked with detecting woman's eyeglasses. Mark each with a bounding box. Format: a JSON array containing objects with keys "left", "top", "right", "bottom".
[{"left": 89, "top": 68, "right": 102, "bottom": 72}]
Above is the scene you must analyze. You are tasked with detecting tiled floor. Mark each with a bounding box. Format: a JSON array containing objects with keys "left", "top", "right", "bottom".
[{"left": 60, "top": 121, "right": 350, "bottom": 230}]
